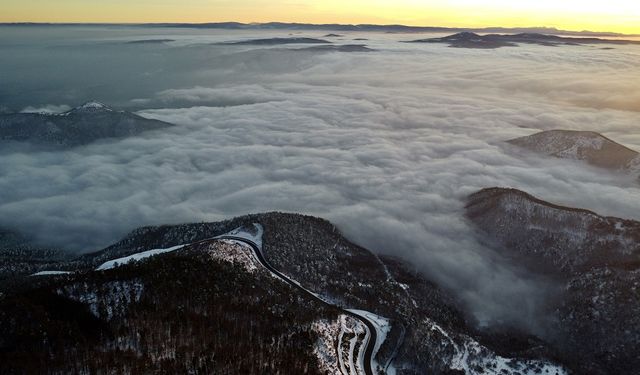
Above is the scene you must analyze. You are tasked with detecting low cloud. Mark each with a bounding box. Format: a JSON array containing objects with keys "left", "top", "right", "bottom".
[
  {"left": 149, "top": 85, "right": 287, "bottom": 108},
  {"left": 20, "top": 104, "right": 71, "bottom": 114}
]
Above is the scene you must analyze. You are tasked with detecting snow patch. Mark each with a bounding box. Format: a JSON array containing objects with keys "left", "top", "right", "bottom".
[
  {"left": 207, "top": 239, "right": 259, "bottom": 272},
  {"left": 312, "top": 318, "right": 342, "bottom": 375},
  {"left": 76, "top": 101, "right": 111, "bottom": 110},
  {"left": 31, "top": 270, "right": 72, "bottom": 276},
  {"left": 554, "top": 135, "right": 604, "bottom": 159},
  {"left": 96, "top": 244, "right": 184, "bottom": 271},
  {"left": 425, "top": 318, "right": 568, "bottom": 375}
]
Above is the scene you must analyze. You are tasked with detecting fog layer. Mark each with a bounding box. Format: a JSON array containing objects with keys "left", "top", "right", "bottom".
[{"left": 1, "top": 26, "right": 639, "bottom": 331}]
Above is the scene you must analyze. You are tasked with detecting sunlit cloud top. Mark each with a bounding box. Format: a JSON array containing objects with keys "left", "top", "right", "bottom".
[{"left": 2, "top": 0, "right": 640, "bottom": 34}]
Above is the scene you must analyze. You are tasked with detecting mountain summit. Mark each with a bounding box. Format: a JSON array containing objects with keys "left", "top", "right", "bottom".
[
  {"left": 508, "top": 130, "right": 640, "bottom": 178},
  {"left": 67, "top": 101, "right": 113, "bottom": 113}
]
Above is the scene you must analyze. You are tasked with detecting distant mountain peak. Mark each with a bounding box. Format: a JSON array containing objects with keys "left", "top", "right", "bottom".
[
  {"left": 453, "top": 31, "right": 481, "bottom": 38},
  {"left": 508, "top": 129, "right": 640, "bottom": 176},
  {"left": 68, "top": 101, "right": 113, "bottom": 113},
  {"left": 439, "top": 32, "right": 483, "bottom": 41}
]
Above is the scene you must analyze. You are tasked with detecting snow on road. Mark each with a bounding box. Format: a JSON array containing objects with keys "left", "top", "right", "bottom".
[
  {"left": 336, "top": 315, "right": 369, "bottom": 375},
  {"left": 346, "top": 309, "right": 391, "bottom": 363},
  {"left": 96, "top": 244, "right": 185, "bottom": 270},
  {"left": 219, "top": 224, "right": 388, "bottom": 375},
  {"left": 31, "top": 270, "right": 72, "bottom": 276},
  {"left": 219, "top": 223, "right": 264, "bottom": 249},
  {"left": 94, "top": 224, "right": 264, "bottom": 273},
  {"left": 356, "top": 324, "right": 369, "bottom": 375}
]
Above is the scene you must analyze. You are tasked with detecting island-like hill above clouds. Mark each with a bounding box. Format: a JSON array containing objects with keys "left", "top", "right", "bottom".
[
  {"left": 407, "top": 32, "right": 640, "bottom": 49},
  {"left": 220, "top": 37, "right": 332, "bottom": 45},
  {"left": 507, "top": 130, "right": 640, "bottom": 178},
  {"left": 466, "top": 187, "right": 640, "bottom": 375},
  {"left": 0, "top": 101, "right": 172, "bottom": 148},
  {"left": 296, "top": 44, "right": 374, "bottom": 53},
  {"left": 217, "top": 37, "right": 374, "bottom": 52}
]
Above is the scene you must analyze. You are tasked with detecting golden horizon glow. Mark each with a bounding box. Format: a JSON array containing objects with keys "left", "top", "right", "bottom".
[{"left": 2, "top": 0, "right": 640, "bottom": 35}]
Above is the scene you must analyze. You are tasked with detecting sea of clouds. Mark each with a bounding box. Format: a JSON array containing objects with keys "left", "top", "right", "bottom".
[{"left": 1, "top": 26, "right": 639, "bottom": 332}]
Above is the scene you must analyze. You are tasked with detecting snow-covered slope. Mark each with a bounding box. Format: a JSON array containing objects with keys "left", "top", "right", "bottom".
[
  {"left": 425, "top": 317, "right": 567, "bottom": 375},
  {"left": 508, "top": 130, "right": 640, "bottom": 178}
]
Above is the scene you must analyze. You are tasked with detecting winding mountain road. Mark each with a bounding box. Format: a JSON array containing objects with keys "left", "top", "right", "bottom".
[
  {"left": 89, "top": 224, "right": 385, "bottom": 375},
  {"left": 217, "top": 234, "right": 380, "bottom": 375}
]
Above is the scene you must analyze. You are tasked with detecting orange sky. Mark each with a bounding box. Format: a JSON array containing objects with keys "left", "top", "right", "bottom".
[{"left": 3, "top": 0, "right": 640, "bottom": 34}]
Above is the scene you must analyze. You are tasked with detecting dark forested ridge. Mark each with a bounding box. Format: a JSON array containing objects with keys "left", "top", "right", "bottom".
[
  {"left": 466, "top": 188, "right": 640, "bottom": 375},
  {"left": 0, "top": 228, "right": 69, "bottom": 287},
  {"left": 0, "top": 245, "right": 335, "bottom": 374},
  {"left": 0, "top": 212, "right": 586, "bottom": 374}
]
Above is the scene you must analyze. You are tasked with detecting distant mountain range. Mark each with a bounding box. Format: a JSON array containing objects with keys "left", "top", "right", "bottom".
[
  {"left": 3, "top": 22, "right": 637, "bottom": 38},
  {"left": 508, "top": 130, "right": 640, "bottom": 179},
  {"left": 0, "top": 101, "right": 172, "bottom": 147},
  {"left": 407, "top": 32, "right": 640, "bottom": 49}
]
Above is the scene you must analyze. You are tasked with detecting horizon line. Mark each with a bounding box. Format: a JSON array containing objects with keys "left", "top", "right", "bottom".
[{"left": 1, "top": 21, "right": 637, "bottom": 37}]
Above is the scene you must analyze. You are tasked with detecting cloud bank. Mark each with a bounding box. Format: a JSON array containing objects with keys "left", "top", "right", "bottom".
[
  {"left": 1, "top": 27, "right": 640, "bottom": 332},
  {"left": 20, "top": 104, "right": 71, "bottom": 114}
]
